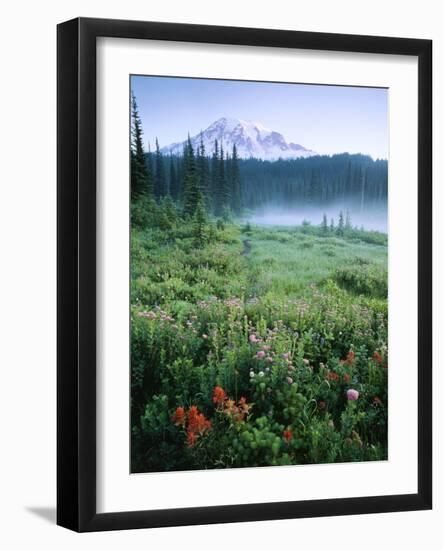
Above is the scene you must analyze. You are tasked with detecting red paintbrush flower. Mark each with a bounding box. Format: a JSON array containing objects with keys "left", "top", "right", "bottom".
[
  {"left": 212, "top": 386, "right": 227, "bottom": 406},
  {"left": 326, "top": 371, "right": 340, "bottom": 383},
  {"left": 171, "top": 406, "right": 185, "bottom": 426},
  {"left": 373, "top": 351, "right": 383, "bottom": 364}
]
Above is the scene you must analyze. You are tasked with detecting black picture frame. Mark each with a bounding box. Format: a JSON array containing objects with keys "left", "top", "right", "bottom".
[{"left": 57, "top": 17, "right": 432, "bottom": 532}]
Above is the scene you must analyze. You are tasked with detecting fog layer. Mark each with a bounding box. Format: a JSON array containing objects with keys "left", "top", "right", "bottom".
[{"left": 247, "top": 202, "right": 387, "bottom": 233}]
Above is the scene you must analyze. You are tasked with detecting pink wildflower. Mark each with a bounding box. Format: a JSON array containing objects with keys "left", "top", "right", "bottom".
[
  {"left": 347, "top": 389, "right": 359, "bottom": 401},
  {"left": 137, "top": 310, "right": 156, "bottom": 319}
]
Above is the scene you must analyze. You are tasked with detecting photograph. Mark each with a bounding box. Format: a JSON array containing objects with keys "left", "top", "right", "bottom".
[{"left": 130, "top": 75, "right": 389, "bottom": 473}]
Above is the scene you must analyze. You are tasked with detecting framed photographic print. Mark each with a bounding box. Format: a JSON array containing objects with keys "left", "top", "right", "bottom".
[{"left": 57, "top": 17, "right": 432, "bottom": 531}]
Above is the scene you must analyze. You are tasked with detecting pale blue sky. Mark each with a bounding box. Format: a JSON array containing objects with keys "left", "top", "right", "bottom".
[{"left": 131, "top": 75, "right": 388, "bottom": 159}]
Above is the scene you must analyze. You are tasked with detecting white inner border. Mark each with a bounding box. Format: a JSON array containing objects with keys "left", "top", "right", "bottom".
[{"left": 97, "top": 37, "right": 418, "bottom": 513}]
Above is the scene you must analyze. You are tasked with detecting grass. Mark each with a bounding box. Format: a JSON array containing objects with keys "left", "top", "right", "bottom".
[{"left": 243, "top": 224, "right": 387, "bottom": 300}]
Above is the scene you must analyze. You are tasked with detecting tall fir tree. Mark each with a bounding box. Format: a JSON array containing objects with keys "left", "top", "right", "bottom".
[
  {"left": 130, "top": 91, "right": 152, "bottom": 199},
  {"left": 182, "top": 136, "right": 201, "bottom": 217},
  {"left": 345, "top": 210, "right": 352, "bottom": 231},
  {"left": 211, "top": 139, "right": 221, "bottom": 214},
  {"left": 159, "top": 194, "right": 177, "bottom": 229},
  {"left": 214, "top": 142, "right": 229, "bottom": 216},
  {"left": 197, "top": 132, "right": 210, "bottom": 210},
  {"left": 230, "top": 144, "right": 242, "bottom": 214},
  {"left": 154, "top": 137, "right": 166, "bottom": 199},
  {"left": 146, "top": 141, "right": 155, "bottom": 190},
  {"left": 337, "top": 210, "right": 345, "bottom": 236},
  {"left": 360, "top": 166, "right": 367, "bottom": 211},
  {"left": 169, "top": 154, "right": 179, "bottom": 200},
  {"left": 176, "top": 149, "right": 184, "bottom": 200},
  {"left": 192, "top": 200, "right": 207, "bottom": 248},
  {"left": 321, "top": 213, "right": 328, "bottom": 233}
]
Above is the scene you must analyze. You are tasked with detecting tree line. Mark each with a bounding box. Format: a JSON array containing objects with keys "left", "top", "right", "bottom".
[{"left": 239, "top": 155, "right": 387, "bottom": 210}]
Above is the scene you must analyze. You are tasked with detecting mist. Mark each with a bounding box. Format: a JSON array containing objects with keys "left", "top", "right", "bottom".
[{"left": 246, "top": 201, "right": 387, "bottom": 233}]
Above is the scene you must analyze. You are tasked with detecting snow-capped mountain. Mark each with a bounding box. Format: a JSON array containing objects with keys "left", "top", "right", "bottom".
[{"left": 160, "top": 117, "right": 316, "bottom": 161}]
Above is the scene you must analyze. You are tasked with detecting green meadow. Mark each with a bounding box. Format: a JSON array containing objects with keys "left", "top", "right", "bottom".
[
  {"left": 242, "top": 224, "right": 387, "bottom": 300},
  {"left": 131, "top": 211, "right": 388, "bottom": 472}
]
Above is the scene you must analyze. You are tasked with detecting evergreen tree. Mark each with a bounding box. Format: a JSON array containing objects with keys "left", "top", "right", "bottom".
[
  {"left": 330, "top": 218, "right": 335, "bottom": 232},
  {"left": 157, "top": 207, "right": 173, "bottom": 231},
  {"left": 216, "top": 143, "right": 230, "bottom": 216},
  {"left": 345, "top": 210, "right": 352, "bottom": 231},
  {"left": 130, "top": 91, "right": 153, "bottom": 199},
  {"left": 192, "top": 200, "right": 207, "bottom": 248},
  {"left": 208, "top": 222, "right": 217, "bottom": 244},
  {"left": 211, "top": 139, "right": 220, "bottom": 214},
  {"left": 197, "top": 133, "right": 210, "bottom": 209},
  {"left": 155, "top": 138, "right": 166, "bottom": 199},
  {"left": 146, "top": 142, "right": 155, "bottom": 190},
  {"left": 182, "top": 136, "right": 201, "bottom": 217},
  {"left": 219, "top": 143, "right": 226, "bottom": 211},
  {"left": 225, "top": 150, "right": 232, "bottom": 208},
  {"left": 309, "top": 173, "right": 321, "bottom": 204},
  {"left": 337, "top": 211, "right": 345, "bottom": 236},
  {"left": 321, "top": 213, "right": 328, "bottom": 233},
  {"left": 230, "top": 144, "right": 242, "bottom": 214},
  {"left": 360, "top": 166, "right": 367, "bottom": 211},
  {"left": 175, "top": 150, "right": 184, "bottom": 199},
  {"left": 169, "top": 154, "right": 178, "bottom": 200},
  {"left": 161, "top": 194, "right": 178, "bottom": 225}
]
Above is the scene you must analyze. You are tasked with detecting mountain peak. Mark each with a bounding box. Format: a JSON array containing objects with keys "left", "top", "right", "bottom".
[{"left": 161, "top": 118, "right": 316, "bottom": 161}]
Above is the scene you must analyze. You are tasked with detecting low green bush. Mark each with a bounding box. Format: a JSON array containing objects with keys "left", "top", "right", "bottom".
[{"left": 334, "top": 265, "right": 388, "bottom": 299}]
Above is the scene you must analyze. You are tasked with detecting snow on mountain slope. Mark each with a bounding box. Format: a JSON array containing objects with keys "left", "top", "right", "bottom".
[{"left": 160, "top": 117, "right": 316, "bottom": 161}]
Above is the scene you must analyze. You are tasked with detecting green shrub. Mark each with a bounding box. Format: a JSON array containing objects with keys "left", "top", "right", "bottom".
[{"left": 334, "top": 265, "right": 388, "bottom": 298}]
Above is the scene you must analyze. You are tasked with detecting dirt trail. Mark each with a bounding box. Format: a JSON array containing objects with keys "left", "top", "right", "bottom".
[{"left": 242, "top": 239, "right": 251, "bottom": 256}]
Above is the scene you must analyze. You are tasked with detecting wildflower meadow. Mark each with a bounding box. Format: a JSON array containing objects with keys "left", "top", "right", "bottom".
[{"left": 131, "top": 210, "right": 388, "bottom": 472}]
